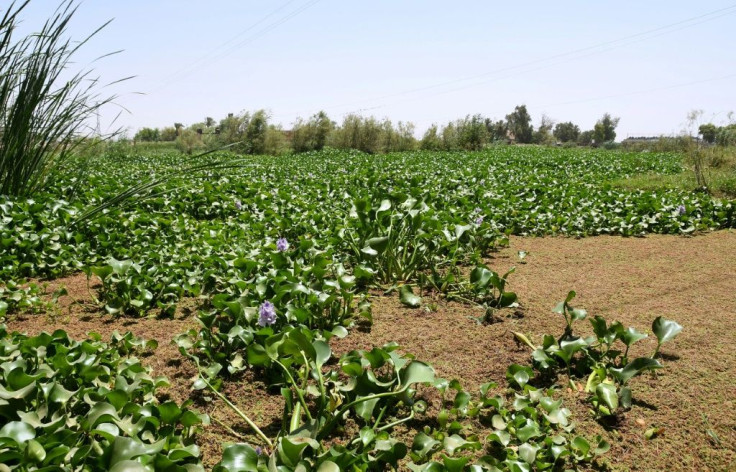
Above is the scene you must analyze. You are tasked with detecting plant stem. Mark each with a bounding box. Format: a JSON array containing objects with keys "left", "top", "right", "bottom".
[
  {"left": 212, "top": 414, "right": 247, "bottom": 440},
  {"left": 318, "top": 388, "right": 407, "bottom": 440},
  {"left": 377, "top": 410, "right": 415, "bottom": 432},
  {"left": 275, "top": 359, "right": 313, "bottom": 422},
  {"left": 199, "top": 374, "right": 273, "bottom": 448}
]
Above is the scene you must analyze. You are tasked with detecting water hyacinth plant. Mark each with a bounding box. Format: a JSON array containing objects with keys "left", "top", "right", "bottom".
[
  {"left": 276, "top": 237, "right": 289, "bottom": 252},
  {"left": 258, "top": 300, "right": 277, "bottom": 326}
]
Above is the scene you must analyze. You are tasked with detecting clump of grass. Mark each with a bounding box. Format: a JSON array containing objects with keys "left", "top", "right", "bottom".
[
  {"left": 0, "top": 0, "right": 125, "bottom": 196},
  {"left": 610, "top": 146, "right": 736, "bottom": 198}
]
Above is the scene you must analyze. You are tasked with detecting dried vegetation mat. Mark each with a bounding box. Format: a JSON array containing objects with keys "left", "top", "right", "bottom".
[{"left": 6, "top": 231, "right": 736, "bottom": 471}]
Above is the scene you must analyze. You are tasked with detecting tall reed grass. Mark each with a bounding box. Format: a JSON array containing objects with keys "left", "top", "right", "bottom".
[{"left": 0, "top": 0, "right": 124, "bottom": 196}]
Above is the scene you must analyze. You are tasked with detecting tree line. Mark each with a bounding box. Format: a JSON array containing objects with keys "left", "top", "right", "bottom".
[{"left": 133, "top": 105, "right": 621, "bottom": 155}]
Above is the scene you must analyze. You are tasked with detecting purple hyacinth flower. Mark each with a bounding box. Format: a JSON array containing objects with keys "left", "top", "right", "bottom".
[
  {"left": 255, "top": 446, "right": 263, "bottom": 455},
  {"left": 258, "top": 301, "right": 277, "bottom": 326},
  {"left": 276, "top": 237, "right": 289, "bottom": 252},
  {"left": 475, "top": 215, "right": 484, "bottom": 225},
  {"left": 677, "top": 204, "right": 686, "bottom": 215},
  {"left": 234, "top": 200, "right": 242, "bottom": 211}
]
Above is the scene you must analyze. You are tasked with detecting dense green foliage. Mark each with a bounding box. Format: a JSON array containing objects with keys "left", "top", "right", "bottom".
[
  {"left": 1, "top": 147, "right": 733, "bottom": 315},
  {"left": 0, "top": 327, "right": 208, "bottom": 470},
  {"left": 0, "top": 146, "right": 701, "bottom": 470}
]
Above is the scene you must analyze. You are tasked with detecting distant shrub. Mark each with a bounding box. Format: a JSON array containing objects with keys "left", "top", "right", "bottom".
[
  {"left": 291, "top": 111, "right": 334, "bottom": 153},
  {"left": 264, "top": 125, "right": 288, "bottom": 155},
  {"left": 420, "top": 125, "right": 443, "bottom": 151},
  {"left": 329, "top": 114, "right": 417, "bottom": 154},
  {"left": 176, "top": 129, "right": 204, "bottom": 155},
  {"left": 716, "top": 125, "right": 736, "bottom": 147},
  {"left": 134, "top": 127, "right": 160, "bottom": 142}
]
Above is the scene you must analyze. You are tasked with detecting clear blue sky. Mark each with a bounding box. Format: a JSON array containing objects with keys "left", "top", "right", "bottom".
[{"left": 12, "top": 1, "right": 736, "bottom": 139}]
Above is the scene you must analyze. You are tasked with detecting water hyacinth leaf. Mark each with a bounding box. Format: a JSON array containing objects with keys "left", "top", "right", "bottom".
[
  {"left": 355, "top": 396, "right": 380, "bottom": 422},
  {"left": 544, "top": 408, "right": 570, "bottom": 426},
  {"left": 442, "top": 434, "right": 480, "bottom": 455},
  {"left": 571, "top": 436, "right": 590, "bottom": 456},
  {"left": 613, "top": 357, "right": 662, "bottom": 384},
  {"left": 313, "top": 340, "right": 331, "bottom": 368},
  {"left": 109, "top": 461, "right": 152, "bottom": 472},
  {"left": 506, "top": 364, "right": 533, "bottom": 389},
  {"left": 400, "top": 361, "right": 435, "bottom": 387},
  {"left": 619, "top": 386, "right": 632, "bottom": 409},
  {"left": 487, "top": 430, "right": 511, "bottom": 446},
  {"left": 518, "top": 443, "right": 539, "bottom": 464},
  {"left": 158, "top": 401, "right": 182, "bottom": 424},
  {"left": 366, "top": 236, "right": 389, "bottom": 253},
  {"left": 539, "top": 396, "right": 562, "bottom": 413},
  {"left": 442, "top": 455, "right": 470, "bottom": 472},
  {"left": 373, "top": 438, "right": 408, "bottom": 466},
  {"left": 491, "top": 414, "right": 506, "bottom": 430},
  {"left": 470, "top": 266, "right": 493, "bottom": 289},
  {"left": 550, "top": 445, "right": 569, "bottom": 460},
  {"left": 652, "top": 317, "right": 683, "bottom": 345},
  {"left": 595, "top": 383, "right": 619, "bottom": 411},
  {"left": 246, "top": 343, "right": 270, "bottom": 367},
  {"left": 531, "top": 348, "right": 554, "bottom": 370},
  {"left": 317, "top": 461, "right": 341, "bottom": 472},
  {"left": 621, "top": 327, "right": 648, "bottom": 346},
  {"left": 516, "top": 421, "right": 542, "bottom": 442},
  {"left": 595, "top": 437, "right": 611, "bottom": 455},
  {"left": 506, "top": 460, "right": 531, "bottom": 472},
  {"left": 570, "top": 307, "right": 587, "bottom": 322},
  {"left": 590, "top": 315, "right": 608, "bottom": 340},
  {"left": 359, "top": 427, "right": 376, "bottom": 447},
  {"left": 0, "top": 421, "right": 35, "bottom": 443},
  {"left": 25, "top": 439, "right": 46, "bottom": 463},
  {"left": 278, "top": 436, "right": 319, "bottom": 467},
  {"left": 407, "top": 462, "right": 444, "bottom": 472},
  {"left": 497, "top": 291, "right": 518, "bottom": 308},
  {"left": 412, "top": 432, "right": 440, "bottom": 459},
  {"left": 215, "top": 443, "right": 258, "bottom": 471},
  {"left": 400, "top": 285, "right": 422, "bottom": 308},
  {"left": 109, "top": 437, "right": 165, "bottom": 466}
]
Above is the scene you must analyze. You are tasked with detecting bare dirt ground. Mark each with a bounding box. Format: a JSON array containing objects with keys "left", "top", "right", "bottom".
[{"left": 6, "top": 230, "right": 736, "bottom": 471}]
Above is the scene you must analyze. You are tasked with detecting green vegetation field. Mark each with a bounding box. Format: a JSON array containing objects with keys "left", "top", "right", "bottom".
[{"left": 1, "top": 146, "right": 734, "bottom": 471}]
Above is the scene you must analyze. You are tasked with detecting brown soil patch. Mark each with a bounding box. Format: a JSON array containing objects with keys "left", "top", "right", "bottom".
[{"left": 5, "top": 231, "right": 736, "bottom": 471}]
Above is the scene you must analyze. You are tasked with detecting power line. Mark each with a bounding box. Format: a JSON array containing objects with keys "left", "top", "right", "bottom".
[
  {"left": 539, "top": 72, "right": 736, "bottom": 109},
  {"left": 157, "top": 0, "right": 299, "bottom": 85},
  {"left": 152, "top": 0, "right": 320, "bottom": 92},
  {"left": 273, "top": 3, "right": 736, "bottom": 121}
]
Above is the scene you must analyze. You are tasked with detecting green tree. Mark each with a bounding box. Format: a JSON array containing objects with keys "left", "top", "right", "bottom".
[
  {"left": 134, "top": 127, "right": 160, "bottom": 142},
  {"left": 532, "top": 114, "right": 555, "bottom": 145},
  {"left": 175, "top": 128, "right": 203, "bottom": 155},
  {"left": 420, "top": 125, "right": 443, "bottom": 150},
  {"left": 460, "top": 114, "right": 490, "bottom": 150},
  {"left": 244, "top": 110, "right": 269, "bottom": 155},
  {"left": 217, "top": 113, "right": 243, "bottom": 146},
  {"left": 160, "top": 126, "right": 177, "bottom": 141},
  {"left": 578, "top": 130, "right": 594, "bottom": 146},
  {"left": 715, "top": 124, "right": 736, "bottom": 146},
  {"left": 485, "top": 119, "right": 508, "bottom": 142},
  {"left": 506, "top": 105, "right": 533, "bottom": 144},
  {"left": 593, "top": 113, "right": 620, "bottom": 144},
  {"left": 698, "top": 123, "right": 717, "bottom": 144},
  {"left": 553, "top": 122, "right": 581, "bottom": 143}
]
